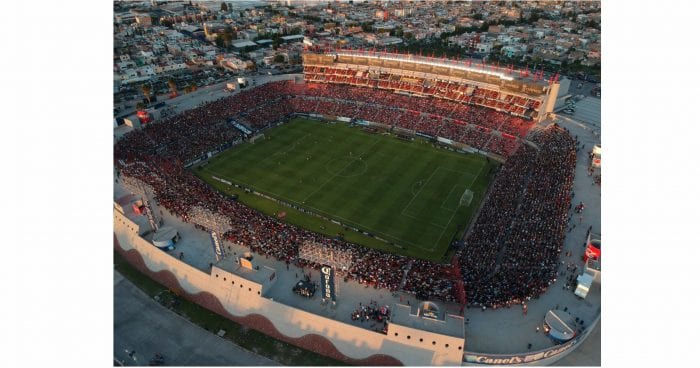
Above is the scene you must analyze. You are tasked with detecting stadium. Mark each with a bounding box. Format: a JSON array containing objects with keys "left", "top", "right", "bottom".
[{"left": 114, "top": 50, "right": 600, "bottom": 365}]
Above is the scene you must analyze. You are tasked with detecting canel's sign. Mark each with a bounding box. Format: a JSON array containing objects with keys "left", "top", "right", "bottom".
[
  {"left": 321, "top": 265, "right": 336, "bottom": 301},
  {"left": 464, "top": 339, "right": 576, "bottom": 365}
]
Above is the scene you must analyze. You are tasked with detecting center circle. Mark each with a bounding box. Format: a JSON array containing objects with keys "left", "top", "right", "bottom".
[{"left": 325, "top": 156, "right": 368, "bottom": 178}]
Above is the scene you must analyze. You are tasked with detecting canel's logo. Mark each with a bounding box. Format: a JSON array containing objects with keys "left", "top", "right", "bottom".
[{"left": 321, "top": 266, "right": 331, "bottom": 275}]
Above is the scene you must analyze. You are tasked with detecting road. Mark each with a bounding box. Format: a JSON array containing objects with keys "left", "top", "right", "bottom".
[
  {"left": 116, "top": 73, "right": 300, "bottom": 118},
  {"left": 113, "top": 270, "right": 279, "bottom": 366},
  {"left": 567, "top": 79, "right": 600, "bottom": 100}
]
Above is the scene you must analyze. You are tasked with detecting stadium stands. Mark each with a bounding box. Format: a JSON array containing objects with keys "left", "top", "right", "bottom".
[{"left": 115, "top": 80, "right": 577, "bottom": 307}]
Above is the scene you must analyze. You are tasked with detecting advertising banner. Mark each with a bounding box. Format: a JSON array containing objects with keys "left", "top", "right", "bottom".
[
  {"left": 464, "top": 338, "right": 577, "bottom": 365},
  {"left": 523, "top": 83, "right": 546, "bottom": 96},
  {"left": 437, "top": 137, "right": 454, "bottom": 145},
  {"left": 384, "top": 59, "right": 400, "bottom": 69},
  {"left": 210, "top": 231, "right": 223, "bottom": 261},
  {"left": 321, "top": 265, "right": 336, "bottom": 301},
  {"left": 337, "top": 55, "right": 354, "bottom": 64},
  {"left": 212, "top": 176, "right": 232, "bottom": 186}
]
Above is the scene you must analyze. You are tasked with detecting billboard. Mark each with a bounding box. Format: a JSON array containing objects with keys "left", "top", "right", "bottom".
[
  {"left": 486, "top": 75, "right": 502, "bottom": 85},
  {"left": 320, "top": 265, "right": 336, "bottom": 301},
  {"left": 450, "top": 68, "right": 468, "bottom": 79},
  {"left": 522, "top": 83, "right": 547, "bottom": 96},
  {"left": 303, "top": 54, "right": 320, "bottom": 64},
  {"left": 399, "top": 61, "right": 417, "bottom": 71},
  {"left": 433, "top": 65, "right": 450, "bottom": 75},
  {"left": 502, "top": 80, "right": 523, "bottom": 92},
  {"left": 352, "top": 56, "right": 368, "bottom": 65},
  {"left": 415, "top": 63, "right": 432, "bottom": 73},
  {"left": 337, "top": 55, "right": 354, "bottom": 64},
  {"left": 384, "top": 59, "right": 400, "bottom": 69},
  {"left": 464, "top": 339, "right": 577, "bottom": 365},
  {"left": 368, "top": 58, "right": 383, "bottom": 67},
  {"left": 210, "top": 231, "right": 223, "bottom": 261}
]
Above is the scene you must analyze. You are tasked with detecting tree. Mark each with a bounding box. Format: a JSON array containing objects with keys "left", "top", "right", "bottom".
[
  {"left": 221, "top": 2, "right": 228, "bottom": 12},
  {"left": 141, "top": 84, "right": 152, "bottom": 104},
  {"left": 361, "top": 22, "right": 374, "bottom": 32}
]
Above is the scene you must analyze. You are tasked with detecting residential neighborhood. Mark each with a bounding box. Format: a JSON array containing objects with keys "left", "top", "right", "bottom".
[{"left": 114, "top": 0, "right": 600, "bottom": 118}]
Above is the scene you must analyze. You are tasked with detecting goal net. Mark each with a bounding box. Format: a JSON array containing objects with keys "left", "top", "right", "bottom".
[
  {"left": 459, "top": 189, "right": 474, "bottom": 207},
  {"left": 250, "top": 133, "right": 265, "bottom": 143}
]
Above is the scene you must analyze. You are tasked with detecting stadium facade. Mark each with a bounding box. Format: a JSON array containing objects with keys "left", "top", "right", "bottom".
[{"left": 302, "top": 50, "right": 560, "bottom": 123}]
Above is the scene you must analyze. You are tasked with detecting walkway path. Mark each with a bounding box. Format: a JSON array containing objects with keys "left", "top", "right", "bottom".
[{"left": 114, "top": 270, "right": 279, "bottom": 366}]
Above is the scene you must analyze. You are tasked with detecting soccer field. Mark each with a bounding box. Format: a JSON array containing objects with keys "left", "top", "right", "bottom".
[{"left": 197, "top": 118, "right": 495, "bottom": 261}]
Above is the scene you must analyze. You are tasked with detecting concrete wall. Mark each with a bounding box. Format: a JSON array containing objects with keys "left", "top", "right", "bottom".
[
  {"left": 386, "top": 323, "right": 465, "bottom": 365},
  {"left": 210, "top": 266, "right": 264, "bottom": 298},
  {"left": 543, "top": 83, "right": 561, "bottom": 119},
  {"left": 462, "top": 314, "right": 601, "bottom": 366},
  {"left": 114, "top": 208, "right": 462, "bottom": 366}
]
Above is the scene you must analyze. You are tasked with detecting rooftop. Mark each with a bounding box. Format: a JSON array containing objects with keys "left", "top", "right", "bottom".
[
  {"left": 391, "top": 304, "right": 465, "bottom": 338},
  {"left": 214, "top": 257, "right": 276, "bottom": 287}
]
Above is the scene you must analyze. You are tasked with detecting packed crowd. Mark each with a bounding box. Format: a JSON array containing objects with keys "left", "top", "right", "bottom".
[
  {"left": 304, "top": 67, "right": 541, "bottom": 120},
  {"left": 403, "top": 260, "right": 457, "bottom": 302},
  {"left": 115, "top": 80, "right": 577, "bottom": 307},
  {"left": 458, "top": 125, "right": 577, "bottom": 308}
]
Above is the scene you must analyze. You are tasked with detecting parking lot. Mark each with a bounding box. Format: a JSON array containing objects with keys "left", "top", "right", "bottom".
[{"left": 558, "top": 97, "right": 601, "bottom": 131}]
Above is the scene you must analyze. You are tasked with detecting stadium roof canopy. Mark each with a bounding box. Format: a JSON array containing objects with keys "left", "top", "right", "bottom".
[
  {"left": 333, "top": 50, "right": 520, "bottom": 82},
  {"left": 391, "top": 304, "right": 464, "bottom": 338},
  {"left": 544, "top": 310, "right": 577, "bottom": 342}
]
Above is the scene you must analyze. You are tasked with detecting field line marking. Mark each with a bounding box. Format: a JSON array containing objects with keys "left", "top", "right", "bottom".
[
  {"left": 302, "top": 138, "right": 380, "bottom": 203},
  {"left": 202, "top": 150, "right": 433, "bottom": 249},
  {"left": 399, "top": 166, "right": 441, "bottom": 217},
  {"left": 400, "top": 211, "right": 447, "bottom": 230},
  {"left": 432, "top": 161, "right": 486, "bottom": 249},
  {"left": 439, "top": 184, "right": 461, "bottom": 212},
  {"left": 203, "top": 131, "right": 486, "bottom": 253}
]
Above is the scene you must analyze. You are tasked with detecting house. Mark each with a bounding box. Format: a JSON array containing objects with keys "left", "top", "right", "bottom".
[
  {"left": 134, "top": 15, "right": 152, "bottom": 27},
  {"left": 232, "top": 40, "right": 258, "bottom": 51},
  {"left": 587, "top": 50, "right": 601, "bottom": 60},
  {"left": 487, "top": 25, "right": 503, "bottom": 34},
  {"left": 281, "top": 34, "right": 304, "bottom": 44},
  {"left": 137, "top": 66, "right": 156, "bottom": 77},
  {"left": 501, "top": 45, "right": 525, "bottom": 58},
  {"left": 476, "top": 42, "right": 493, "bottom": 54},
  {"left": 567, "top": 51, "right": 586, "bottom": 62},
  {"left": 154, "top": 62, "right": 188, "bottom": 74}
]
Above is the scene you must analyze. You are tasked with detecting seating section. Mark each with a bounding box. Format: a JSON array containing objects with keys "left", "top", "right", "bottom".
[{"left": 115, "top": 80, "right": 576, "bottom": 307}]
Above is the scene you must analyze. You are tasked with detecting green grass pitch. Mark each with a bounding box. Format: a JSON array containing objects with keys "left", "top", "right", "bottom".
[{"left": 196, "top": 118, "right": 496, "bottom": 261}]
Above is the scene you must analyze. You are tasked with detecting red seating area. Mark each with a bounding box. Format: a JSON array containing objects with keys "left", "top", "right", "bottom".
[
  {"left": 115, "top": 80, "right": 577, "bottom": 306},
  {"left": 304, "top": 68, "right": 545, "bottom": 121}
]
